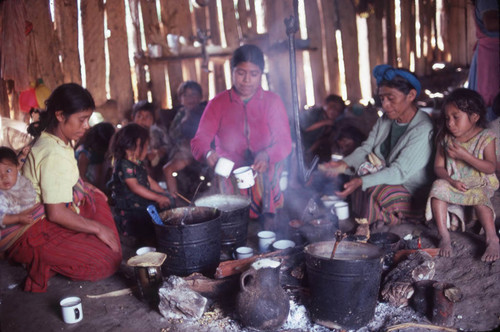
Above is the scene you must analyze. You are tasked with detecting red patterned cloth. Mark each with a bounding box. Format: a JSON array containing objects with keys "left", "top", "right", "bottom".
[{"left": 6, "top": 189, "right": 122, "bottom": 292}]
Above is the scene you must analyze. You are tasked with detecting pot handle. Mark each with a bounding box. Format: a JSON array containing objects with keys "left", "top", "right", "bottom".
[{"left": 240, "top": 269, "right": 255, "bottom": 292}]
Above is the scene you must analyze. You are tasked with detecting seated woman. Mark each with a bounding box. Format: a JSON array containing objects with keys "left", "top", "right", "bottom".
[
  {"left": 163, "top": 81, "right": 207, "bottom": 199},
  {"left": 191, "top": 44, "right": 292, "bottom": 230},
  {"left": 323, "top": 64, "right": 434, "bottom": 235},
  {"left": 7, "top": 83, "right": 122, "bottom": 293}
]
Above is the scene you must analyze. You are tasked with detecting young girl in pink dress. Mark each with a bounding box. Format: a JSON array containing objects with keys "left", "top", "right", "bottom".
[{"left": 426, "top": 88, "right": 500, "bottom": 262}]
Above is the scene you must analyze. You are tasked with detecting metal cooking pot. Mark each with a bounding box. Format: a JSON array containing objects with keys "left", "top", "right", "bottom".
[{"left": 194, "top": 194, "right": 251, "bottom": 250}]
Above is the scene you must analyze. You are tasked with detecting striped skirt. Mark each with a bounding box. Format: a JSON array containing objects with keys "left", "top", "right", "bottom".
[
  {"left": 6, "top": 191, "right": 122, "bottom": 293},
  {"left": 352, "top": 184, "right": 423, "bottom": 225}
]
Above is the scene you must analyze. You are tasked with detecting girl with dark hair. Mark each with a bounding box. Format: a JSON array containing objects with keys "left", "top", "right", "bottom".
[
  {"left": 191, "top": 44, "right": 292, "bottom": 230},
  {"left": 10, "top": 83, "right": 121, "bottom": 292},
  {"left": 323, "top": 64, "right": 434, "bottom": 235},
  {"left": 75, "top": 122, "right": 115, "bottom": 191},
  {"left": 426, "top": 88, "right": 499, "bottom": 261},
  {"left": 108, "top": 123, "right": 172, "bottom": 241}
]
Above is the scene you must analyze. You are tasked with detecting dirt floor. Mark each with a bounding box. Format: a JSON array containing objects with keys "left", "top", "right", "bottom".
[{"left": 1, "top": 188, "right": 500, "bottom": 332}]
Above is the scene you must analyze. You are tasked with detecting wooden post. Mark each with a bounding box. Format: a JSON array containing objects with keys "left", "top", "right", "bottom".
[
  {"left": 54, "top": 0, "right": 81, "bottom": 85},
  {"left": 106, "top": 0, "right": 134, "bottom": 122},
  {"left": 0, "top": 79, "right": 9, "bottom": 118},
  {"left": 384, "top": 0, "right": 397, "bottom": 67},
  {"left": 320, "top": 0, "right": 341, "bottom": 96},
  {"left": 130, "top": 0, "right": 147, "bottom": 102},
  {"left": 192, "top": 7, "right": 210, "bottom": 100},
  {"left": 465, "top": 1, "right": 476, "bottom": 66},
  {"left": 25, "top": 0, "right": 64, "bottom": 91},
  {"left": 265, "top": 0, "right": 294, "bottom": 115},
  {"left": 207, "top": 0, "right": 226, "bottom": 96},
  {"left": 161, "top": 0, "right": 193, "bottom": 106},
  {"left": 446, "top": 0, "right": 468, "bottom": 66},
  {"left": 367, "top": 0, "right": 384, "bottom": 91},
  {"left": 338, "top": 0, "right": 362, "bottom": 103},
  {"left": 221, "top": 0, "right": 240, "bottom": 48},
  {"left": 304, "top": 0, "right": 325, "bottom": 105},
  {"left": 81, "top": 0, "right": 107, "bottom": 106},
  {"left": 140, "top": 0, "right": 167, "bottom": 109},
  {"left": 400, "top": 0, "right": 415, "bottom": 69}
]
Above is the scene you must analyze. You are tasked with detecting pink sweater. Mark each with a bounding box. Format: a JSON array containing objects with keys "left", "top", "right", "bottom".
[{"left": 191, "top": 87, "right": 292, "bottom": 168}]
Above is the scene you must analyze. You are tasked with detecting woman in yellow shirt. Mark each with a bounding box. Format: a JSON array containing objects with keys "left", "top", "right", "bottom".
[{"left": 7, "top": 83, "right": 122, "bottom": 292}]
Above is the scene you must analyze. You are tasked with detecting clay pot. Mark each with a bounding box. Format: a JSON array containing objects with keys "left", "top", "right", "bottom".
[{"left": 236, "top": 258, "right": 290, "bottom": 331}]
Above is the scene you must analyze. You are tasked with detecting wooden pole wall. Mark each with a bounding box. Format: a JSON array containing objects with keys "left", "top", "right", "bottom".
[
  {"left": 338, "top": 0, "right": 361, "bottom": 102},
  {"left": 54, "top": 0, "right": 81, "bottom": 85},
  {"left": 25, "top": 0, "right": 63, "bottom": 91},
  {"left": 305, "top": 0, "right": 325, "bottom": 105},
  {"left": 320, "top": 0, "right": 341, "bottom": 98},
  {"left": 81, "top": 0, "right": 106, "bottom": 106},
  {"left": 0, "top": 0, "right": 480, "bottom": 121},
  {"left": 106, "top": 0, "right": 134, "bottom": 120}
]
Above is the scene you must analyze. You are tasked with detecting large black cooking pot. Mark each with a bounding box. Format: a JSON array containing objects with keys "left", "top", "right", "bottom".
[
  {"left": 194, "top": 194, "right": 251, "bottom": 250},
  {"left": 155, "top": 207, "right": 221, "bottom": 277},
  {"left": 304, "top": 240, "right": 384, "bottom": 330}
]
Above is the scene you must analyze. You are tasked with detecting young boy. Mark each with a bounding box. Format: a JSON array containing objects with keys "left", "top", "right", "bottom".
[{"left": 0, "top": 146, "right": 38, "bottom": 252}]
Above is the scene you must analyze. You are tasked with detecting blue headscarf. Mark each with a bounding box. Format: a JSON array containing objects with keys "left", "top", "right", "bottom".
[{"left": 372, "top": 64, "right": 421, "bottom": 97}]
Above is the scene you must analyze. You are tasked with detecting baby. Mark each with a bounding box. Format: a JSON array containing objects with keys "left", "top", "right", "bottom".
[{"left": 0, "top": 146, "right": 37, "bottom": 247}]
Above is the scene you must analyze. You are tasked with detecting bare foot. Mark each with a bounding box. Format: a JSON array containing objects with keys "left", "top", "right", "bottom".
[
  {"left": 438, "top": 238, "right": 452, "bottom": 257},
  {"left": 481, "top": 240, "right": 500, "bottom": 262}
]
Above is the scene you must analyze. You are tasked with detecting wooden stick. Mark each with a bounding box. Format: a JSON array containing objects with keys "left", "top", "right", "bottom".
[
  {"left": 386, "top": 322, "right": 457, "bottom": 331},
  {"left": 175, "top": 192, "right": 191, "bottom": 205},
  {"left": 86, "top": 287, "right": 134, "bottom": 299},
  {"left": 214, "top": 250, "right": 286, "bottom": 279},
  {"left": 393, "top": 248, "right": 440, "bottom": 263}
]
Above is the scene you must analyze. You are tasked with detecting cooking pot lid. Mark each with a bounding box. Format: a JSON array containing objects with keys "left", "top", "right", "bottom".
[{"left": 127, "top": 252, "right": 167, "bottom": 267}]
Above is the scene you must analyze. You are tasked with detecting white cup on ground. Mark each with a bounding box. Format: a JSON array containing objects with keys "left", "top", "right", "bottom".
[
  {"left": 272, "top": 239, "right": 295, "bottom": 251},
  {"left": 214, "top": 157, "right": 235, "bottom": 178},
  {"left": 233, "top": 166, "right": 257, "bottom": 189},
  {"left": 257, "top": 231, "right": 276, "bottom": 253},
  {"left": 334, "top": 201, "right": 350, "bottom": 220},
  {"left": 136, "top": 246, "right": 156, "bottom": 256},
  {"left": 235, "top": 246, "right": 254, "bottom": 259},
  {"left": 60, "top": 296, "right": 83, "bottom": 324}
]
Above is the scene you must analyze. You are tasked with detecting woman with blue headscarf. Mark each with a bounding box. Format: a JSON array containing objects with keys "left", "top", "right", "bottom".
[{"left": 323, "top": 65, "right": 434, "bottom": 235}]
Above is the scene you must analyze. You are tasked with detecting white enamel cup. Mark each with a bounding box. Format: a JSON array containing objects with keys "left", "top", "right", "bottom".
[
  {"left": 235, "top": 246, "right": 254, "bottom": 259},
  {"left": 334, "top": 201, "right": 350, "bottom": 220},
  {"left": 136, "top": 246, "right": 156, "bottom": 256},
  {"left": 257, "top": 231, "right": 276, "bottom": 253},
  {"left": 60, "top": 296, "right": 83, "bottom": 324},
  {"left": 272, "top": 239, "right": 295, "bottom": 251},
  {"left": 233, "top": 166, "right": 257, "bottom": 189},
  {"left": 214, "top": 157, "right": 235, "bottom": 178}
]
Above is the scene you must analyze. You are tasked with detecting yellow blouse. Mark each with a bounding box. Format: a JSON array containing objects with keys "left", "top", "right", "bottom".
[{"left": 22, "top": 132, "right": 79, "bottom": 204}]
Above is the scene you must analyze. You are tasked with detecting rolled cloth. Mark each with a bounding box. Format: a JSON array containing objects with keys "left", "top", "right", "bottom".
[{"left": 373, "top": 64, "right": 421, "bottom": 97}]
